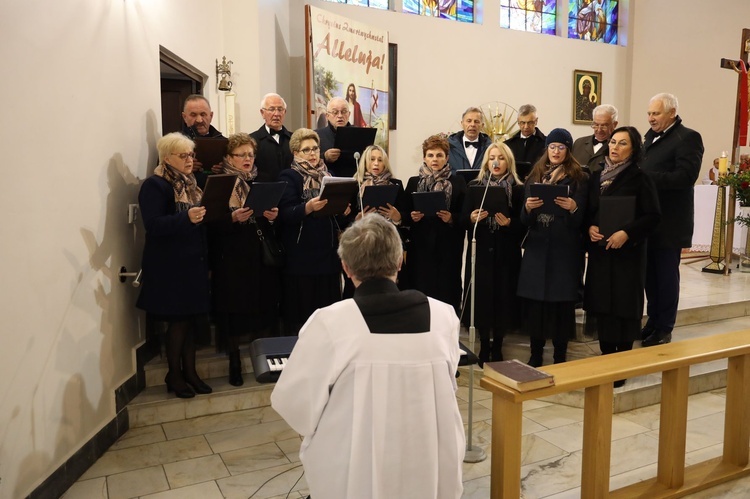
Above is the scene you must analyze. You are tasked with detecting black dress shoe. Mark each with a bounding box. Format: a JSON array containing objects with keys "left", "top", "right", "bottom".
[
  {"left": 185, "top": 378, "right": 213, "bottom": 394},
  {"left": 640, "top": 326, "right": 655, "bottom": 341},
  {"left": 528, "top": 356, "right": 543, "bottom": 368},
  {"left": 165, "top": 374, "right": 195, "bottom": 399},
  {"left": 642, "top": 330, "right": 672, "bottom": 347},
  {"left": 614, "top": 379, "right": 626, "bottom": 388}
]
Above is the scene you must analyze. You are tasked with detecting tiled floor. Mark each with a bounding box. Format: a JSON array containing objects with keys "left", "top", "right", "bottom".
[{"left": 63, "top": 261, "right": 750, "bottom": 498}]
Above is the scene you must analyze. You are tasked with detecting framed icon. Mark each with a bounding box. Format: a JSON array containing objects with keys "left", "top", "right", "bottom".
[{"left": 573, "top": 69, "right": 602, "bottom": 124}]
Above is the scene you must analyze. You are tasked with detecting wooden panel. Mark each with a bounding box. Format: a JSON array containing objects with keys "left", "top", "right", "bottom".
[
  {"left": 581, "top": 383, "right": 614, "bottom": 498},
  {"left": 657, "top": 367, "right": 689, "bottom": 488},
  {"left": 723, "top": 354, "right": 750, "bottom": 466},
  {"left": 491, "top": 396, "right": 522, "bottom": 499}
]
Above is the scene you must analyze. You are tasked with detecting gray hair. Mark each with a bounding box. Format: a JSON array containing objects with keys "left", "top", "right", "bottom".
[
  {"left": 157, "top": 132, "right": 194, "bottom": 165},
  {"left": 462, "top": 107, "right": 483, "bottom": 119},
  {"left": 289, "top": 128, "right": 319, "bottom": 154},
  {"left": 183, "top": 94, "right": 211, "bottom": 112},
  {"left": 650, "top": 93, "right": 679, "bottom": 114},
  {"left": 338, "top": 214, "right": 402, "bottom": 281},
  {"left": 260, "top": 93, "right": 287, "bottom": 110},
  {"left": 593, "top": 104, "right": 618, "bottom": 121},
  {"left": 518, "top": 104, "right": 537, "bottom": 116},
  {"left": 327, "top": 97, "right": 348, "bottom": 112}
]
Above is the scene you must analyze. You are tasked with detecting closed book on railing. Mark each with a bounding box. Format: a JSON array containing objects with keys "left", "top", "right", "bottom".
[{"left": 483, "top": 359, "right": 555, "bottom": 392}]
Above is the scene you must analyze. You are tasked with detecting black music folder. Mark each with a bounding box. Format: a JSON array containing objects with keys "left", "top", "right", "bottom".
[
  {"left": 333, "top": 126, "right": 378, "bottom": 155},
  {"left": 412, "top": 191, "right": 448, "bottom": 216},
  {"left": 529, "top": 183, "right": 570, "bottom": 216},
  {"left": 244, "top": 181, "right": 287, "bottom": 214},
  {"left": 469, "top": 186, "right": 510, "bottom": 217},
  {"left": 455, "top": 169, "right": 480, "bottom": 184},
  {"left": 362, "top": 184, "right": 399, "bottom": 210},
  {"left": 200, "top": 173, "right": 237, "bottom": 222},
  {"left": 599, "top": 196, "right": 636, "bottom": 245},
  {"left": 193, "top": 137, "right": 228, "bottom": 172},
  {"left": 516, "top": 161, "right": 533, "bottom": 182},
  {"left": 317, "top": 177, "right": 358, "bottom": 216}
]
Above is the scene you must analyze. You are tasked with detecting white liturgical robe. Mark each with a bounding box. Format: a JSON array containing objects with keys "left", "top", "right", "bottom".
[{"left": 271, "top": 296, "right": 464, "bottom": 499}]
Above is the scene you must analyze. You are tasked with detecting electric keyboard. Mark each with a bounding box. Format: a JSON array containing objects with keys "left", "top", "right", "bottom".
[{"left": 249, "top": 336, "right": 298, "bottom": 383}]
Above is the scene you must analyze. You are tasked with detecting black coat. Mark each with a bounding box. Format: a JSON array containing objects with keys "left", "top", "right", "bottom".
[
  {"left": 461, "top": 183, "right": 524, "bottom": 331},
  {"left": 277, "top": 169, "right": 345, "bottom": 276},
  {"left": 250, "top": 125, "right": 294, "bottom": 182},
  {"left": 180, "top": 123, "right": 225, "bottom": 189},
  {"left": 402, "top": 174, "right": 466, "bottom": 311},
  {"left": 448, "top": 131, "right": 492, "bottom": 171},
  {"left": 517, "top": 174, "right": 589, "bottom": 303},
  {"left": 583, "top": 165, "right": 661, "bottom": 337},
  {"left": 572, "top": 134, "right": 608, "bottom": 174},
  {"left": 136, "top": 176, "right": 210, "bottom": 316},
  {"left": 316, "top": 123, "right": 358, "bottom": 178},
  {"left": 207, "top": 207, "right": 280, "bottom": 326},
  {"left": 505, "top": 128, "right": 547, "bottom": 167},
  {"left": 641, "top": 117, "right": 703, "bottom": 248}
]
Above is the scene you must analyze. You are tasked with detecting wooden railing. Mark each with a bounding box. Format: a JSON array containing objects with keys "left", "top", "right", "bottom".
[{"left": 479, "top": 329, "right": 750, "bottom": 498}]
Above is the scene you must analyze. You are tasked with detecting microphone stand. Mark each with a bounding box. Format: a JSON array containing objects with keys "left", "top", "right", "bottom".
[
  {"left": 464, "top": 164, "right": 493, "bottom": 464},
  {"left": 354, "top": 152, "right": 363, "bottom": 215}
]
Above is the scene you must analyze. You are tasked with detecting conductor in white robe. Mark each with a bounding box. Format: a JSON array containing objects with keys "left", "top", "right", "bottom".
[{"left": 271, "top": 214, "right": 465, "bottom": 499}]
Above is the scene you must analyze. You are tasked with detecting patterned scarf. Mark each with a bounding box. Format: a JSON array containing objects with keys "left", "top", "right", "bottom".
[
  {"left": 153, "top": 163, "right": 202, "bottom": 213},
  {"left": 417, "top": 162, "right": 453, "bottom": 209},
  {"left": 542, "top": 163, "right": 566, "bottom": 185},
  {"left": 222, "top": 159, "right": 258, "bottom": 209},
  {"left": 480, "top": 171, "right": 516, "bottom": 208},
  {"left": 359, "top": 170, "right": 393, "bottom": 197},
  {"left": 600, "top": 156, "right": 632, "bottom": 193},
  {"left": 291, "top": 157, "right": 330, "bottom": 200}
]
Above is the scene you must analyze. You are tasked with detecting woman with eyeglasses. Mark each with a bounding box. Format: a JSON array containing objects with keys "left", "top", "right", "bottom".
[
  {"left": 206, "top": 133, "right": 280, "bottom": 386},
  {"left": 402, "top": 134, "right": 466, "bottom": 314},
  {"left": 584, "top": 126, "right": 660, "bottom": 387},
  {"left": 461, "top": 141, "right": 524, "bottom": 364},
  {"left": 136, "top": 132, "right": 212, "bottom": 398},
  {"left": 517, "top": 128, "right": 589, "bottom": 367},
  {"left": 277, "top": 128, "right": 350, "bottom": 335}
]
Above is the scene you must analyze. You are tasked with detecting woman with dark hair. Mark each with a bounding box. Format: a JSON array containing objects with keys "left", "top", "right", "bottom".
[
  {"left": 207, "top": 133, "right": 280, "bottom": 386},
  {"left": 346, "top": 83, "right": 367, "bottom": 127},
  {"left": 402, "top": 134, "right": 466, "bottom": 313},
  {"left": 277, "top": 128, "right": 350, "bottom": 335},
  {"left": 584, "top": 126, "right": 661, "bottom": 387},
  {"left": 517, "top": 128, "right": 589, "bottom": 367},
  {"left": 137, "top": 132, "right": 212, "bottom": 398},
  {"left": 462, "top": 141, "right": 524, "bottom": 363}
]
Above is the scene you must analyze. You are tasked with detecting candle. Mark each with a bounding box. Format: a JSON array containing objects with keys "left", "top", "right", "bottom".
[{"left": 719, "top": 152, "right": 728, "bottom": 176}]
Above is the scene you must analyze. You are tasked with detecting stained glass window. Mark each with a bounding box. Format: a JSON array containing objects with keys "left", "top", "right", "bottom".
[
  {"left": 499, "top": 0, "right": 557, "bottom": 35},
  {"left": 322, "top": 0, "right": 389, "bottom": 9},
  {"left": 403, "top": 0, "right": 475, "bottom": 24},
  {"left": 568, "top": 0, "right": 618, "bottom": 44}
]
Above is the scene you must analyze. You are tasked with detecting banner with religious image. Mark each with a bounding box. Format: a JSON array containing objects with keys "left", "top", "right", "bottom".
[{"left": 306, "top": 5, "right": 389, "bottom": 151}]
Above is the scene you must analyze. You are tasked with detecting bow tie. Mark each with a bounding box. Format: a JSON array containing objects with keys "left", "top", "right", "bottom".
[
  {"left": 269, "top": 128, "right": 280, "bottom": 137},
  {"left": 465, "top": 141, "right": 478, "bottom": 148},
  {"left": 592, "top": 138, "right": 604, "bottom": 145}
]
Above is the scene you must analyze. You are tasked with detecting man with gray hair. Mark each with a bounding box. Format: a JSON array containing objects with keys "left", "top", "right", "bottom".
[
  {"left": 640, "top": 93, "right": 703, "bottom": 347},
  {"left": 250, "top": 93, "right": 293, "bottom": 182},
  {"left": 180, "top": 94, "right": 225, "bottom": 188},
  {"left": 271, "top": 214, "right": 465, "bottom": 498},
  {"left": 504, "top": 104, "right": 546, "bottom": 180},
  {"left": 316, "top": 96, "right": 358, "bottom": 177},
  {"left": 572, "top": 104, "right": 619, "bottom": 173},
  {"left": 448, "top": 106, "right": 491, "bottom": 172}
]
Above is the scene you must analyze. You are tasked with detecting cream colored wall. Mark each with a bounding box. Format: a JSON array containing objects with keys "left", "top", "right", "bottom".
[{"left": 628, "top": 1, "right": 750, "bottom": 178}]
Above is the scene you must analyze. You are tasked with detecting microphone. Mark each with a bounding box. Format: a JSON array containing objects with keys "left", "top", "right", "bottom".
[{"left": 354, "top": 152, "right": 364, "bottom": 215}]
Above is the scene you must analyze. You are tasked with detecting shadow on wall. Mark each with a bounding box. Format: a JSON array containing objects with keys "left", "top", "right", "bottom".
[{"left": 12, "top": 111, "right": 159, "bottom": 498}]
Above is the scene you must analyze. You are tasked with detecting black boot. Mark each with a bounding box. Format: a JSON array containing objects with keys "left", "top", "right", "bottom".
[
  {"left": 182, "top": 321, "right": 212, "bottom": 394},
  {"left": 553, "top": 337, "right": 568, "bottom": 364},
  {"left": 228, "top": 350, "right": 244, "bottom": 387},
  {"left": 528, "top": 338, "right": 545, "bottom": 367},
  {"left": 165, "top": 322, "right": 194, "bottom": 398}
]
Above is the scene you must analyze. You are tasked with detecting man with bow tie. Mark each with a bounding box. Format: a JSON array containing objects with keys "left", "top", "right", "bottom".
[
  {"left": 448, "top": 107, "right": 491, "bottom": 172},
  {"left": 640, "top": 93, "right": 703, "bottom": 348},
  {"left": 572, "top": 104, "right": 618, "bottom": 174},
  {"left": 504, "top": 104, "right": 547, "bottom": 180},
  {"left": 250, "top": 93, "right": 294, "bottom": 182}
]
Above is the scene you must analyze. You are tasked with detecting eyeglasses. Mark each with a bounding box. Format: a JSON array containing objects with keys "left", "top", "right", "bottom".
[
  {"left": 328, "top": 109, "right": 350, "bottom": 116},
  {"left": 171, "top": 152, "right": 196, "bottom": 160},
  {"left": 262, "top": 107, "right": 286, "bottom": 114},
  {"left": 548, "top": 144, "right": 567, "bottom": 152},
  {"left": 230, "top": 152, "right": 255, "bottom": 159},
  {"left": 300, "top": 146, "right": 320, "bottom": 155},
  {"left": 590, "top": 123, "right": 612, "bottom": 130},
  {"left": 518, "top": 120, "right": 537, "bottom": 127}
]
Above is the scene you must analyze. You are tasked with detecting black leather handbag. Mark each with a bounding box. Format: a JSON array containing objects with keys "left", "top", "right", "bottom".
[{"left": 256, "top": 226, "right": 285, "bottom": 267}]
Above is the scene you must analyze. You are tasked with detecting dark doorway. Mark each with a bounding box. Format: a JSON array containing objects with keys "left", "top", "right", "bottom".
[{"left": 159, "top": 47, "right": 208, "bottom": 136}]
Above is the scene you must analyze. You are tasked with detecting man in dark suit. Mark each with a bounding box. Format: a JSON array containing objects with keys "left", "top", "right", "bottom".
[
  {"left": 572, "top": 104, "right": 618, "bottom": 174},
  {"left": 640, "top": 93, "right": 704, "bottom": 346},
  {"left": 250, "top": 93, "right": 293, "bottom": 182},
  {"left": 504, "top": 104, "right": 546, "bottom": 181},
  {"left": 180, "top": 94, "right": 225, "bottom": 188},
  {"left": 448, "top": 107, "right": 491, "bottom": 172},
  {"left": 316, "top": 97, "right": 358, "bottom": 177}
]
